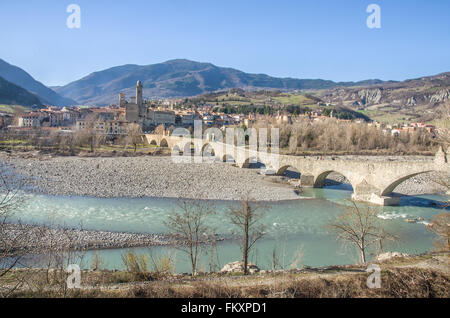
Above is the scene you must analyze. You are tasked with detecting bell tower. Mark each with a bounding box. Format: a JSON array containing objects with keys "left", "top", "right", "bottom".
[
  {"left": 136, "top": 80, "right": 145, "bottom": 118},
  {"left": 136, "top": 81, "right": 143, "bottom": 107}
]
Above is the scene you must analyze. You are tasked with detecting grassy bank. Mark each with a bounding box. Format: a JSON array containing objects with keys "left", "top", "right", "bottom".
[{"left": 2, "top": 253, "right": 448, "bottom": 298}]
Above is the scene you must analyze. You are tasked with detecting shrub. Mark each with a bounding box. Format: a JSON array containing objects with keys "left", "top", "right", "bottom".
[{"left": 121, "top": 251, "right": 150, "bottom": 281}]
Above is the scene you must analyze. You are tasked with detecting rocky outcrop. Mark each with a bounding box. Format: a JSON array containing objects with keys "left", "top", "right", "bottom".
[
  {"left": 376, "top": 252, "right": 410, "bottom": 262},
  {"left": 430, "top": 89, "right": 450, "bottom": 103},
  {"left": 357, "top": 88, "right": 383, "bottom": 105},
  {"left": 406, "top": 96, "right": 417, "bottom": 107},
  {"left": 220, "top": 261, "right": 260, "bottom": 274},
  {"left": 318, "top": 72, "right": 450, "bottom": 121}
]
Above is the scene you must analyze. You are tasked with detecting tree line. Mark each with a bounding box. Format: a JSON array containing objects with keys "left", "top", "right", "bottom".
[
  {"left": 271, "top": 118, "right": 437, "bottom": 154},
  {"left": 0, "top": 115, "right": 145, "bottom": 154}
]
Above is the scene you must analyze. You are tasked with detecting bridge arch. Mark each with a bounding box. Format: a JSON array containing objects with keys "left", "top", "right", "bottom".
[
  {"left": 172, "top": 144, "right": 181, "bottom": 154},
  {"left": 160, "top": 139, "right": 169, "bottom": 148},
  {"left": 277, "top": 165, "right": 301, "bottom": 179},
  {"left": 243, "top": 156, "right": 266, "bottom": 169},
  {"left": 149, "top": 139, "right": 158, "bottom": 146},
  {"left": 380, "top": 170, "right": 435, "bottom": 196},
  {"left": 223, "top": 154, "right": 235, "bottom": 163},
  {"left": 314, "top": 170, "right": 354, "bottom": 189},
  {"left": 202, "top": 143, "right": 216, "bottom": 157},
  {"left": 183, "top": 142, "right": 195, "bottom": 155}
]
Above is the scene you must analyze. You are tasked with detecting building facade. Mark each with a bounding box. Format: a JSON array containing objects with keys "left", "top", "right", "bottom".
[
  {"left": 18, "top": 113, "right": 42, "bottom": 127},
  {"left": 125, "top": 81, "right": 147, "bottom": 123},
  {"left": 124, "top": 81, "right": 175, "bottom": 128}
]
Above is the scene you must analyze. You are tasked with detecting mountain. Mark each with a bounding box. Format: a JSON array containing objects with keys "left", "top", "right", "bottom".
[
  {"left": 183, "top": 72, "right": 449, "bottom": 124},
  {"left": 319, "top": 72, "right": 450, "bottom": 123},
  {"left": 55, "top": 59, "right": 389, "bottom": 106},
  {"left": 0, "top": 59, "right": 76, "bottom": 107},
  {"left": 0, "top": 76, "right": 42, "bottom": 107}
]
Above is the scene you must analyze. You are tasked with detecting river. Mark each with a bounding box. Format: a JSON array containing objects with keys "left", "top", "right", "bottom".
[{"left": 8, "top": 185, "right": 448, "bottom": 273}]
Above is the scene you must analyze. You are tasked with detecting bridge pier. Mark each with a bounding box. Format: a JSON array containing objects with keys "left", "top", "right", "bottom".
[
  {"left": 352, "top": 193, "right": 401, "bottom": 206},
  {"left": 241, "top": 162, "right": 251, "bottom": 169},
  {"left": 300, "top": 174, "right": 315, "bottom": 187}
]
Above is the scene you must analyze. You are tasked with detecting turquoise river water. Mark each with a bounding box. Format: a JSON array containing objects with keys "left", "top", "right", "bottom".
[{"left": 8, "top": 185, "right": 448, "bottom": 273}]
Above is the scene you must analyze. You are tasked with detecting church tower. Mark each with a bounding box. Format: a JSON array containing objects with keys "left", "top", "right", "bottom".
[
  {"left": 136, "top": 80, "right": 145, "bottom": 118},
  {"left": 136, "top": 81, "right": 143, "bottom": 107}
]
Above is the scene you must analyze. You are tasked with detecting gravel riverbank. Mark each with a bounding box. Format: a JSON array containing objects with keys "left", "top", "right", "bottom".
[
  {"left": 0, "top": 152, "right": 301, "bottom": 201},
  {"left": 3, "top": 223, "right": 181, "bottom": 257},
  {"left": 0, "top": 152, "right": 446, "bottom": 201}
]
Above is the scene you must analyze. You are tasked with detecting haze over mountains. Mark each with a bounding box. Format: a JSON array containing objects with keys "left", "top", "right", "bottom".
[{"left": 53, "top": 59, "right": 388, "bottom": 106}]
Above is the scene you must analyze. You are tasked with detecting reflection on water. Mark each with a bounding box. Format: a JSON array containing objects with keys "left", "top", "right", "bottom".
[{"left": 7, "top": 185, "right": 449, "bottom": 273}]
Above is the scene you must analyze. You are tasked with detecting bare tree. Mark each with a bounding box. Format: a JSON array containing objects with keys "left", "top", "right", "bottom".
[
  {"left": 434, "top": 113, "right": 450, "bottom": 199},
  {"left": 74, "top": 114, "right": 106, "bottom": 153},
  {"left": 288, "top": 127, "right": 298, "bottom": 154},
  {"left": 0, "top": 168, "right": 29, "bottom": 297},
  {"left": 125, "top": 123, "right": 143, "bottom": 153},
  {"left": 327, "top": 202, "right": 396, "bottom": 264},
  {"left": 59, "top": 133, "right": 77, "bottom": 153},
  {"left": 154, "top": 124, "right": 166, "bottom": 135},
  {"left": 273, "top": 117, "right": 437, "bottom": 155},
  {"left": 165, "top": 199, "right": 215, "bottom": 275},
  {"left": 433, "top": 173, "right": 450, "bottom": 202},
  {"left": 227, "top": 194, "right": 266, "bottom": 275},
  {"left": 34, "top": 223, "right": 86, "bottom": 297},
  {"left": 436, "top": 129, "right": 450, "bottom": 150},
  {"left": 426, "top": 125, "right": 449, "bottom": 250},
  {"left": 426, "top": 213, "right": 450, "bottom": 251}
]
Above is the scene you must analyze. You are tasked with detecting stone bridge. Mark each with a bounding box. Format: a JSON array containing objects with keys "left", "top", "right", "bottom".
[{"left": 145, "top": 134, "right": 449, "bottom": 206}]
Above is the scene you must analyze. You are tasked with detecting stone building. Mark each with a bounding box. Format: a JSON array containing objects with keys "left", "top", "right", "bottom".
[
  {"left": 124, "top": 81, "right": 175, "bottom": 129},
  {"left": 75, "top": 118, "right": 128, "bottom": 136},
  {"left": 18, "top": 112, "right": 42, "bottom": 127},
  {"left": 118, "top": 93, "right": 126, "bottom": 107},
  {"left": 125, "top": 81, "right": 146, "bottom": 124},
  {"left": 180, "top": 112, "right": 195, "bottom": 126},
  {"left": 149, "top": 109, "right": 176, "bottom": 126}
]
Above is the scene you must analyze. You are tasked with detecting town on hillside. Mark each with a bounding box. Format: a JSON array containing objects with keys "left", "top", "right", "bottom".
[{"left": 0, "top": 81, "right": 439, "bottom": 141}]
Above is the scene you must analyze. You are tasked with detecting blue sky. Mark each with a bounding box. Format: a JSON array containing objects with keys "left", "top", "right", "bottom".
[{"left": 1, "top": 0, "right": 449, "bottom": 86}]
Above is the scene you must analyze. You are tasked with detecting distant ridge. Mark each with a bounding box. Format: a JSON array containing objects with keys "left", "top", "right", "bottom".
[
  {"left": 54, "top": 59, "right": 393, "bottom": 106},
  {"left": 0, "top": 75, "right": 42, "bottom": 107},
  {"left": 0, "top": 58, "right": 76, "bottom": 106}
]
